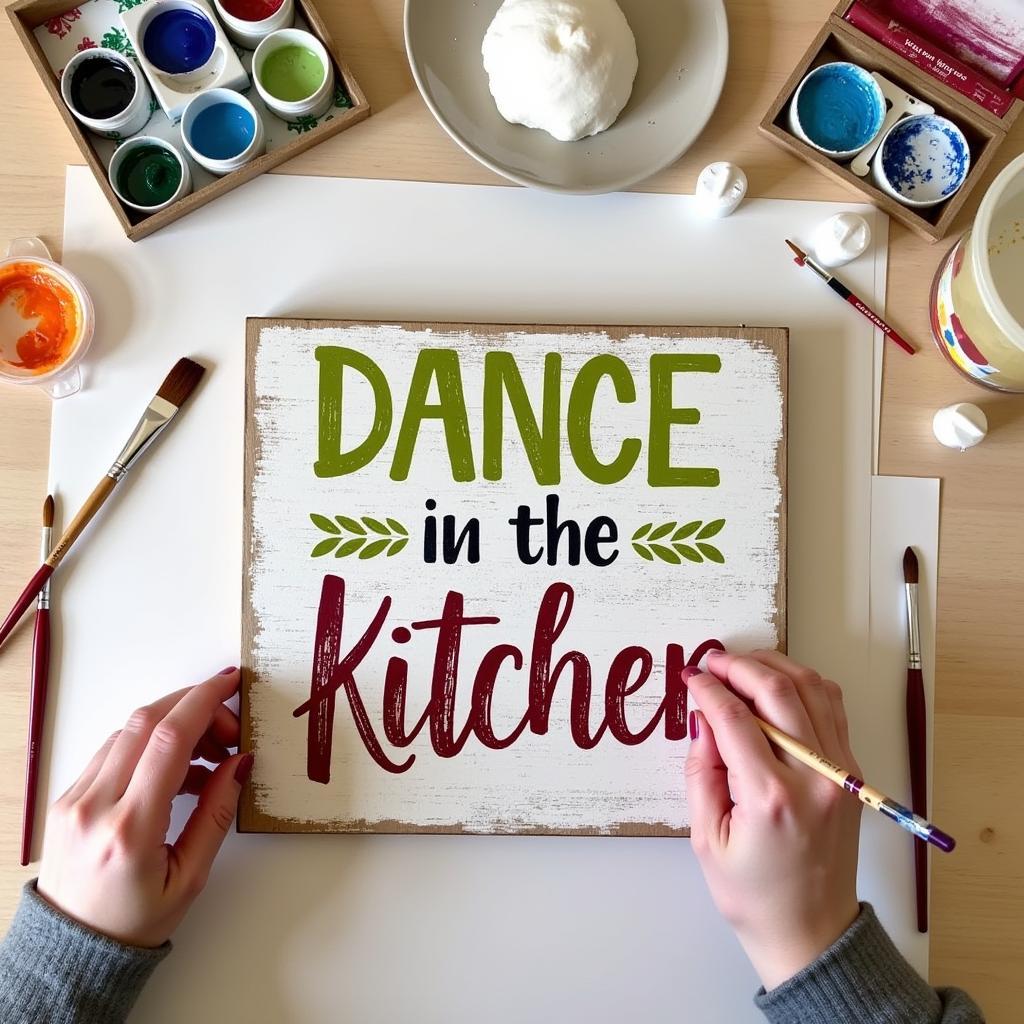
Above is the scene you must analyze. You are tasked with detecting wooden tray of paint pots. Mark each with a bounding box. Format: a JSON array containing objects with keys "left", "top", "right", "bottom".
[
  {"left": 759, "top": 0, "right": 1022, "bottom": 242},
  {"left": 7, "top": 0, "right": 370, "bottom": 242}
]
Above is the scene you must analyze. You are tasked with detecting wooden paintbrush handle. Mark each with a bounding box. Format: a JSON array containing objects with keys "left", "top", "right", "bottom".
[
  {"left": 45, "top": 476, "right": 117, "bottom": 568},
  {"left": 907, "top": 667, "right": 928, "bottom": 932},
  {"left": 21, "top": 608, "right": 50, "bottom": 867}
]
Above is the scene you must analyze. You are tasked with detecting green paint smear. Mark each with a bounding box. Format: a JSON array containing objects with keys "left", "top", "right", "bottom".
[
  {"left": 116, "top": 144, "right": 182, "bottom": 206},
  {"left": 261, "top": 45, "right": 324, "bottom": 102}
]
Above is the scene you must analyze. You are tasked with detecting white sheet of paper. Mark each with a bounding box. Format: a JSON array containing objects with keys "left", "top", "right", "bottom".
[{"left": 42, "top": 167, "right": 921, "bottom": 1022}]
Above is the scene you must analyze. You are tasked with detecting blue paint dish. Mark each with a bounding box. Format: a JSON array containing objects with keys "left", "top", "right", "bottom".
[
  {"left": 189, "top": 101, "right": 255, "bottom": 159},
  {"left": 143, "top": 6, "right": 216, "bottom": 75},
  {"left": 793, "top": 62, "right": 885, "bottom": 156},
  {"left": 877, "top": 114, "right": 970, "bottom": 208}
]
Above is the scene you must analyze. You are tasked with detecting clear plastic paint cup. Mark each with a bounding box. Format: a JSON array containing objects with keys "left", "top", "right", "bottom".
[
  {"left": 930, "top": 152, "right": 1024, "bottom": 392},
  {"left": 108, "top": 136, "right": 193, "bottom": 213},
  {"left": 788, "top": 61, "right": 886, "bottom": 160},
  {"left": 0, "top": 238, "right": 95, "bottom": 400},
  {"left": 180, "top": 88, "right": 266, "bottom": 176},
  {"left": 252, "top": 28, "right": 335, "bottom": 121},
  {"left": 60, "top": 48, "right": 153, "bottom": 140},
  {"left": 214, "top": 0, "right": 294, "bottom": 50}
]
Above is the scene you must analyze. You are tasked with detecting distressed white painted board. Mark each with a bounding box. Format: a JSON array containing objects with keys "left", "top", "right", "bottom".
[{"left": 242, "top": 319, "right": 786, "bottom": 835}]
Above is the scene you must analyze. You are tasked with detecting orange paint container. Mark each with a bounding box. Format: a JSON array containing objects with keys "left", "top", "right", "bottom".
[{"left": 0, "top": 238, "right": 94, "bottom": 398}]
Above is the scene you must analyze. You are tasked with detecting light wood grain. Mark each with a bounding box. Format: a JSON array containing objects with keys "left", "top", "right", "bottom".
[{"left": 0, "top": 0, "right": 1021, "bottom": 1019}]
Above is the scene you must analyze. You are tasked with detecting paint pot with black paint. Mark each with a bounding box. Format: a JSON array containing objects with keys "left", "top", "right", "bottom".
[
  {"left": 108, "top": 136, "right": 193, "bottom": 213},
  {"left": 180, "top": 88, "right": 265, "bottom": 175},
  {"left": 60, "top": 47, "right": 153, "bottom": 139}
]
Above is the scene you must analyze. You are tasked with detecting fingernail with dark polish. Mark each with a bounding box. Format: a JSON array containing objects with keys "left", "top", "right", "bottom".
[
  {"left": 234, "top": 752, "right": 254, "bottom": 785},
  {"left": 688, "top": 711, "right": 699, "bottom": 741},
  {"left": 219, "top": 666, "right": 239, "bottom": 675},
  {"left": 708, "top": 648, "right": 727, "bottom": 661},
  {"left": 680, "top": 665, "right": 700, "bottom": 682}
]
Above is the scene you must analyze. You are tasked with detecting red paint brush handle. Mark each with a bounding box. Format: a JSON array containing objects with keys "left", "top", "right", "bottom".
[
  {"left": 21, "top": 608, "right": 50, "bottom": 867},
  {"left": 0, "top": 564, "right": 54, "bottom": 655},
  {"left": 907, "top": 666, "right": 928, "bottom": 932}
]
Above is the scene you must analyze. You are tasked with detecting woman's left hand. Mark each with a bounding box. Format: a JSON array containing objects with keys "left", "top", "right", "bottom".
[{"left": 37, "top": 666, "right": 252, "bottom": 948}]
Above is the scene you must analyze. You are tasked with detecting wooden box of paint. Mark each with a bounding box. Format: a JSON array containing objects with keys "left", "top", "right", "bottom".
[
  {"left": 759, "top": 0, "right": 1022, "bottom": 242},
  {"left": 7, "top": 0, "right": 370, "bottom": 241}
]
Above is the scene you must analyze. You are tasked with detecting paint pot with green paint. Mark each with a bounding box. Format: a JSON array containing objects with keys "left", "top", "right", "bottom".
[
  {"left": 108, "top": 136, "right": 192, "bottom": 213},
  {"left": 253, "top": 28, "right": 335, "bottom": 120}
]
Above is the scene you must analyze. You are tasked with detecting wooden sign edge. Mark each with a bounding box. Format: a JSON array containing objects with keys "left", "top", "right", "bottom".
[{"left": 239, "top": 317, "right": 789, "bottom": 837}]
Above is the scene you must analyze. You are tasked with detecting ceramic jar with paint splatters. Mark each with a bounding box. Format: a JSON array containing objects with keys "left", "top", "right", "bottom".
[
  {"left": 930, "top": 153, "right": 1024, "bottom": 391},
  {"left": 60, "top": 48, "right": 154, "bottom": 140}
]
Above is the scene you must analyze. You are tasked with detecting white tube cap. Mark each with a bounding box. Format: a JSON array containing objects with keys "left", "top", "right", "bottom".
[{"left": 932, "top": 403, "right": 988, "bottom": 451}]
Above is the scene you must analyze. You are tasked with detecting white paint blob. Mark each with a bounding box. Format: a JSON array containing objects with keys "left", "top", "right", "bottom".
[
  {"left": 932, "top": 403, "right": 988, "bottom": 451},
  {"left": 695, "top": 162, "right": 747, "bottom": 218},
  {"left": 812, "top": 212, "right": 871, "bottom": 268},
  {"left": 481, "top": 0, "right": 638, "bottom": 142}
]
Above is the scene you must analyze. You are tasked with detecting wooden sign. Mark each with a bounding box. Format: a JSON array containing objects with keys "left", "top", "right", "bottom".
[{"left": 241, "top": 319, "right": 787, "bottom": 836}]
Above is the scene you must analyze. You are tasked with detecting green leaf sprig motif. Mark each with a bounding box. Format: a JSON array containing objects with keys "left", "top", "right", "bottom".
[
  {"left": 310, "top": 514, "right": 409, "bottom": 559},
  {"left": 632, "top": 519, "right": 725, "bottom": 565}
]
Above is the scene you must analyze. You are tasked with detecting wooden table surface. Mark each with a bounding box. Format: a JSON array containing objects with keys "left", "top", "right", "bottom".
[{"left": 1, "top": 0, "right": 1022, "bottom": 1018}]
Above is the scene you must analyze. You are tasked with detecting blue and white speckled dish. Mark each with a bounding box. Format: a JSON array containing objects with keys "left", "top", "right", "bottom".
[
  {"left": 788, "top": 61, "right": 886, "bottom": 159},
  {"left": 872, "top": 114, "right": 970, "bottom": 208}
]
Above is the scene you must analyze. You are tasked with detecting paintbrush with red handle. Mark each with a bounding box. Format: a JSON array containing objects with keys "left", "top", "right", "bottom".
[
  {"left": 21, "top": 494, "right": 54, "bottom": 866},
  {"left": 0, "top": 358, "right": 205, "bottom": 655},
  {"left": 904, "top": 546, "right": 929, "bottom": 932},
  {"left": 785, "top": 239, "right": 916, "bottom": 356}
]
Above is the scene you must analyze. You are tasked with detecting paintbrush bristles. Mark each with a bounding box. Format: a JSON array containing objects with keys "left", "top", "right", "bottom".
[
  {"left": 903, "top": 546, "right": 919, "bottom": 585},
  {"left": 156, "top": 358, "right": 205, "bottom": 409},
  {"left": 42, "top": 495, "right": 54, "bottom": 528},
  {"left": 785, "top": 238, "right": 807, "bottom": 261}
]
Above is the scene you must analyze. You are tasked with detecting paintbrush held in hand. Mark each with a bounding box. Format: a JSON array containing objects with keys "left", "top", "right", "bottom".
[
  {"left": 0, "top": 358, "right": 205, "bottom": 654},
  {"left": 904, "top": 545, "right": 930, "bottom": 932},
  {"left": 21, "top": 493, "right": 54, "bottom": 866}
]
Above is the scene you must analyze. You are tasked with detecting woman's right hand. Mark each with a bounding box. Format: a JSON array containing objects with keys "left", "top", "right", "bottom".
[{"left": 685, "top": 649, "right": 863, "bottom": 991}]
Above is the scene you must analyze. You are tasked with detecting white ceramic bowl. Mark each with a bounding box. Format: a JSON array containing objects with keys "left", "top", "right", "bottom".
[{"left": 404, "top": 0, "right": 729, "bottom": 195}]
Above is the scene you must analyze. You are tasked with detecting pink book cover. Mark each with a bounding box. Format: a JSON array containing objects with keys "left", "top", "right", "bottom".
[
  {"left": 869, "top": 0, "right": 1024, "bottom": 86},
  {"left": 845, "top": 1, "right": 1017, "bottom": 117}
]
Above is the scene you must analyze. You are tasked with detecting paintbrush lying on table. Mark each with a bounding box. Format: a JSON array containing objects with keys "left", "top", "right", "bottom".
[{"left": 0, "top": 358, "right": 205, "bottom": 654}]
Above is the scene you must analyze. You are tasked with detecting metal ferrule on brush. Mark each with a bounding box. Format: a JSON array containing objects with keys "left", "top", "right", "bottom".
[
  {"left": 803, "top": 256, "right": 832, "bottom": 282},
  {"left": 37, "top": 526, "right": 52, "bottom": 610},
  {"left": 107, "top": 396, "right": 179, "bottom": 481},
  {"left": 905, "top": 582, "right": 921, "bottom": 670}
]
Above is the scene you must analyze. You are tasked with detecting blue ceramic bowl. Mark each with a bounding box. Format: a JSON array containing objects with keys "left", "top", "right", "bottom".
[
  {"left": 874, "top": 114, "right": 971, "bottom": 208},
  {"left": 789, "top": 61, "right": 886, "bottom": 158}
]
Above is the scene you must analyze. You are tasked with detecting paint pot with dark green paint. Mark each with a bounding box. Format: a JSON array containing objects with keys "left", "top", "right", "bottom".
[{"left": 108, "top": 137, "right": 192, "bottom": 213}]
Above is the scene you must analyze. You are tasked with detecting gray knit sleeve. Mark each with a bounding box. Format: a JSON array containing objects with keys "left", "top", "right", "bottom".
[
  {"left": 755, "top": 903, "right": 984, "bottom": 1023},
  {"left": 0, "top": 881, "right": 169, "bottom": 1024}
]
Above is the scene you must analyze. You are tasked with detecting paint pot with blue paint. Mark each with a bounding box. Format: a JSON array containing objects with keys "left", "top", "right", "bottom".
[
  {"left": 873, "top": 114, "right": 970, "bottom": 209},
  {"left": 789, "top": 61, "right": 886, "bottom": 160},
  {"left": 139, "top": 0, "right": 225, "bottom": 85},
  {"left": 180, "top": 87, "right": 265, "bottom": 175}
]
